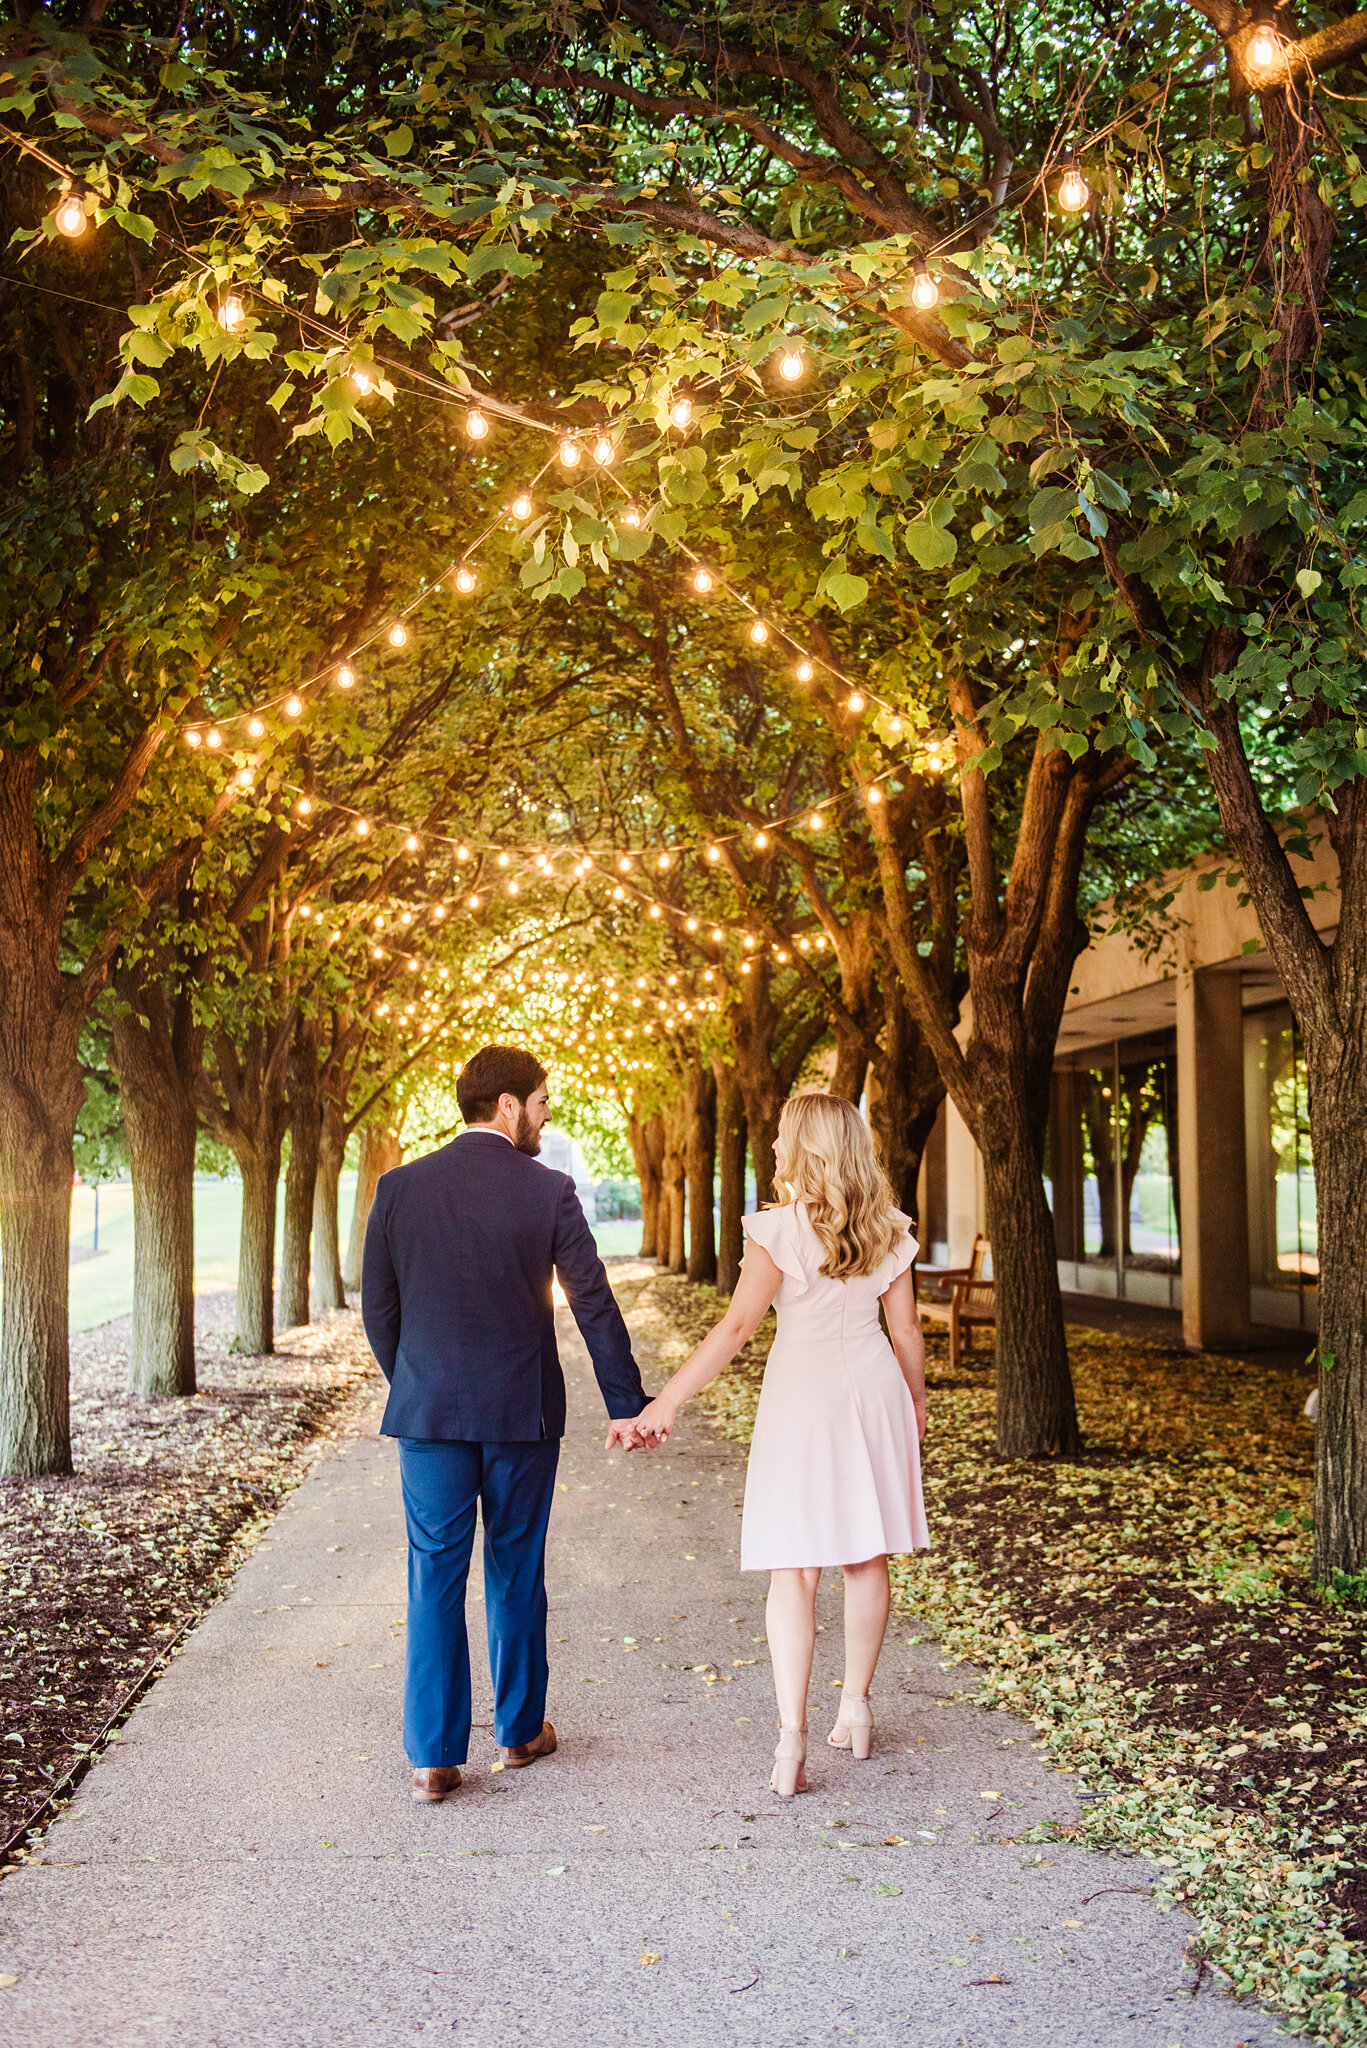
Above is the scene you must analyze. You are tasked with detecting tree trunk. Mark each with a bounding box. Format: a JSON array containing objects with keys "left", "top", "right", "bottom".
[
  {"left": 978, "top": 1074, "right": 1081, "bottom": 1458},
  {"left": 662, "top": 1111, "right": 687, "bottom": 1275},
  {"left": 344, "top": 1122, "right": 403, "bottom": 1289},
  {"left": 627, "top": 1110, "right": 663, "bottom": 1260},
  {"left": 110, "top": 993, "right": 199, "bottom": 1398},
  {"left": 714, "top": 1066, "right": 747, "bottom": 1296},
  {"left": 234, "top": 1145, "right": 281, "bottom": 1357},
  {"left": 0, "top": 753, "right": 84, "bottom": 1473},
  {"left": 312, "top": 1094, "right": 347, "bottom": 1312},
  {"left": 1308, "top": 1058, "right": 1367, "bottom": 1578},
  {"left": 0, "top": 1111, "right": 75, "bottom": 1476},
  {"left": 865, "top": 988, "right": 945, "bottom": 1218},
  {"left": 278, "top": 1023, "right": 321, "bottom": 1332},
  {"left": 685, "top": 1064, "right": 717, "bottom": 1285}
]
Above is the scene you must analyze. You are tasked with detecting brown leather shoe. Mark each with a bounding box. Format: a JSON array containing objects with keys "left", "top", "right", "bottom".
[
  {"left": 496, "top": 1721, "right": 557, "bottom": 1769},
  {"left": 411, "top": 1765, "right": 462, "bottom": 1802}
]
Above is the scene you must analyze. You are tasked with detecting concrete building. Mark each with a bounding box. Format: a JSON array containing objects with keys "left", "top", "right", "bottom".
[{"left": 916, "top": 822, "right": 1339, "bottom": 1346}]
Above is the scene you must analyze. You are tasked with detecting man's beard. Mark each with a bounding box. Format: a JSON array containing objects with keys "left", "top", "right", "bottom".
[{"left": 514, "top": 1105, "right": 542, "bottom": 1156}]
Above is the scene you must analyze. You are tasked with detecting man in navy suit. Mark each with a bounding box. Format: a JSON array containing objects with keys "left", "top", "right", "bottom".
[{"left": 362, "top": 1043, "right": 649, "bottom": 1802}]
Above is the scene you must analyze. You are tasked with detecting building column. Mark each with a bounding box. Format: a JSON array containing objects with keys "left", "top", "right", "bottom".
[
  {"left": 944, "top": 1094, "right": 986, "bottom": 1267},
  {"left": 1176, "top": 966, "right": 1251, "bottom": 1349}
]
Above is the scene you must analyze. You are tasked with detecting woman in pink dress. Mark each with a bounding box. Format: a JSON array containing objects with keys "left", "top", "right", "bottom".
[{"left": 629, "top": 1093, "right": 929, "bottom": 1797}]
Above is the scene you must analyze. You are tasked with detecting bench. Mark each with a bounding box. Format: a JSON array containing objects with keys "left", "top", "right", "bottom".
[{"left": 915, "top": 1236, "right": 997, "bottom": 1369}]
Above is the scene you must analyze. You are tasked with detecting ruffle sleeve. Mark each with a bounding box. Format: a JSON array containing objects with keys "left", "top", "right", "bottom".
[
  {"left": 878, "top": 1210, "right": 920, "bottom": 1289},
  {"left": 741, "top": 1205, "right": 810, "bottom": 1296}
]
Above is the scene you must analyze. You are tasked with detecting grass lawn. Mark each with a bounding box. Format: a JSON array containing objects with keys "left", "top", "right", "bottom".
[
  {"left": 66, "top": 1181, "right": 643, "bottom": 1333},
  {"left": 630, "top": 1265, "right": 1367, "bottom": 2048}
]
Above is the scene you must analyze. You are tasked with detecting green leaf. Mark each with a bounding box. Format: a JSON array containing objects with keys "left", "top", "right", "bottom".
[
  {"left": 1029, "top": 486, "right": 1077, "bottom": 532},
  {"left": 385, "top": 124, "right": 414, "bottom": 158},
  {"left": 820, "top": 569, "right": 870, "bottom": 612},
  {"left": 1295, "top": 568, "right": 1323, "bottom": 599},
  {"left": 905, "top": 521, "right": 957, "bottom": 570}
]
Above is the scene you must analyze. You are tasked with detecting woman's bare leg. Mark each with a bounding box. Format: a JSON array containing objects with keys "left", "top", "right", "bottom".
[
  {"left": 766, "top": 1567, "right": 820, "bottom": 1728},
  {"left": 840, "top": 1554, "right": 890, "bottom": 1699}
]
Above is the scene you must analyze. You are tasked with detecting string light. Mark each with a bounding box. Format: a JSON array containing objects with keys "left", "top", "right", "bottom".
[
  {"left": 355, "top": 818, "right": 370, "bottom": 836},
  {"left": 465, "top": 408, "right": 490, "bottom": 440},
  {"left": 866, "top": 786, "right": 884, "bottom": 805},
  {"left": 753, "top": 830, "right": 770, "bottom": 850},
  {"left": 205, "top": 728, "right": 223, "bottom": 750},
  {"left": 235, "top": 765, "right": 254, "bottom": 787},
  {"left": 387, "top": 622, "right": 409, "bottom": 648},
  {"left": 692, "top": 567, "right": 714, "bottom": 594},
  {"left": 795, "top": 659, "right": 815, "bottom": 683},
  {"left": 454, "top": 565, "right": 477, "bottom": 594},
  {"left": 1057, "top": 159, "right": 1090, "bottom": 213},
  {"left": 285, "top": 695, "right": 303, "bottom": 718},
  {"left": 593, "top": 436, "right": 614, "bottom": 465},
  {"left": 216, "top": 289, "right": 246, "bottom": 332},
  {"left": 1249, "top": 22, "right": 1280, "bottom": 69},
  {"left": 511, "top": 492, "right": 533, "bottom": 519},
  {"left": 184, "top": 730, "right": 202, "bottom": 749},
  {"left": 748, "top": 620, "right": 769, "bottom": 645},
  {"left": 53, "top": 188, "right": 87, "bottom": 238},
  {"left": 296, "top": 796, "right": 313, "bottom": 816},
  {"left": 668, "top": 395, "right": 693, "bottom": 430},
  {"left": 620, "top": 503, "right": 643, "bottom": 529},
  {"left": 336, "top": 663, "right": 356, "bottom": 689},
  {"left": 777, "top": 348, "right": 805, "bottom": 382},
  {"left": 847, "top": 692, "right": 865, "bottom": 713},
  {"left": 910, "top": 264, "right": 940, "bottom": 311},
  {"left": 558, "top": 438, "right": 581, "bottom": 468},
  {"left": 706, "top": 844, "right": 721, "bottom": 863},
  {"left": 809, "top": 811, "right": 825, "bottom": 831},
  {"left": 405, "top": 834, "right": 420, "bottom": 853},
  {"left": 350, "top": 367, "right": 374, "bottom": 395}
]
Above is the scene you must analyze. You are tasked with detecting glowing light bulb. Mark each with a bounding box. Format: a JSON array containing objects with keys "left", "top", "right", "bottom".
[
  {"left": 754, "top": 831, "right": 770, "bottom": 851},
  {"left": 1250, "top": 23, "right": 1279, "bottom": 68},
  {"left": 648, "top": 904, "right": 662, "bottom": 919},
  {"left": 706, "top": 844, "right": 721, "bottom": 863},
  {"left": 558, "top": 437, "right": 581, "bottom": 468},
  {"left": 405, "top": 834, "right": 420, "bottom": 853},
  {"left": 657, "top": 852, "right": 672, "bottom": 872},
  {"left": 910, "top": 264, "right": 939, "bottom": 311},
  {"left": 613, "top": 884, "right": 626, "bottom": 901},
  {"left": 350, "top": 367, "right": 374, "bottom": 395},
  {"left": 620, "top": 503, "right": 642, "bottom": 529},
  {"left": 244, "top": 716, "right": 263, "bottom": 739},
  {"left": 511, "top": 492, "right": 533, "bottom": 520},
  {"left": 669, "top": 395, "right": 693, "bottom": 430},
  {"left": 465, "top": 407, "right": 490, "bottom": 440},
  {"left": 468, "top": 893, "right": 481, "bottom": 909},
  {"left": 205, "top": 727, "right": 223, "bottom": 750},
  {"left": 748, "top": 620, "right": 769, "bottom": 645},
  {"left": 216, "top": 289, "right": 246, "bottom": 332},
  {"left": 1057, "top": 161, "right": 1090, "bottom": 213},
  {"left": 507, "top": 880, "right": 520, "bottom": 896},
  {"left": 185, "top": 729, "right": 202, "bottom": 749},
  {"left": 456, "top": 843, "right": 470, "bottom": 861},
  {"left": 686, "top": 917, "right": 699, "bottom": 932},
  {"left": 889, "top": 716, "right": 903, "bottom": 735},
  {"left": 866, "top": 785, "right": 884, "bottom": 805},
  {"left": 285, "top": 695, "right": 303, "bottom": 718},
  {"left": 387, "top": 621, "right": 408, "bottom": 648},
  {"left": 497, "top": 851, "right": 510, "bottom": 868},
  {"left": 809, "top": 811, "right": 825, "bottom": 832},
  {"left": 593, "top": 436, "right": 614, "bottom": 465},
  {"left": 795, "top": 659, "right": 815, "bottom": 683},
  {"left": 778, "top": 348, "right": 804, "bottom": 382},
  {"left": 336, "top": 663, "right": 356, "bottom": 689},
  {"left": 711, "top": 928, "right": 723, "bottom": 942},
  {"left": 297, "top": 796, "right": 312, "bottom": 817},
  {"left": 618, "top": 856, "right": 632, "bottom": 873},
  {"left": 454, "top": 565, "right": 477, "bottom": 594},
  {"left": 235, "top": 766, "right": 254, "bottom": 788},
  {"left": 54, "top": 191, "right": 87, "bottom": 239},
  {"left": 692, "top": 566, "right": 714, "bottom": 595},
  {"left": 355, "top": 817, "right": 370, "bottom": 836},
  {"left": 847, "top": 692, "right": 865, "bottom": 713}
]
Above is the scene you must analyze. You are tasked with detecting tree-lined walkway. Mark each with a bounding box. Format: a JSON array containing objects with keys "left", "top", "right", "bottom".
[{"left": 0, "top": 1285, "right": 1278, "bottom": 2047}]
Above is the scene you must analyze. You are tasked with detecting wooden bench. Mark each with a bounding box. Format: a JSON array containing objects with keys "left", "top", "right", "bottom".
[{"left": 915, "top": 1236, "right": 997, "bottom": 1369}]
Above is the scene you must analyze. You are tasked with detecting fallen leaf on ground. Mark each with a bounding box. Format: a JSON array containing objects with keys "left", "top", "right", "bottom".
[{"left": 640, "top": 1953, "right": 661, "bottom": 1966}]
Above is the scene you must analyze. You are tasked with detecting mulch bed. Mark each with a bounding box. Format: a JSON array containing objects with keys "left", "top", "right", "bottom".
[
  {"left": 631, "top": 1266, "right": 1367, "bottom": 2043},
  {"left": 0, "top": 1293, "right": 377, "bottom": 1859}
]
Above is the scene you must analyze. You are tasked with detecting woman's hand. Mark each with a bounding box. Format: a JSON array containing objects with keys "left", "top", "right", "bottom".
[
  {"left": 913, "top": 1391, "right": 927, "bottom": 1443},
  {"left": 631, "top": 1396, "right": 679, "bottom": 1447}
]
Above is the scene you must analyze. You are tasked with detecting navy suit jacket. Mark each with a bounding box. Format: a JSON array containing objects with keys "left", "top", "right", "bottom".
[{"left": 361, "top": 1128, "right": 646, "bottom": 1442}]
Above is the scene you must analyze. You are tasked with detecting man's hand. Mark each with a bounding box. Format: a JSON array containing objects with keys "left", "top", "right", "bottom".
[{"left": 605, "top": 1415, "right": 650, "bottom": 1453}]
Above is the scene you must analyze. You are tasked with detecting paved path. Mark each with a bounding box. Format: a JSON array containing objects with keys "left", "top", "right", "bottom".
[{"left": 0, "top": 1294, "right": 1282, "bottom": 2048}]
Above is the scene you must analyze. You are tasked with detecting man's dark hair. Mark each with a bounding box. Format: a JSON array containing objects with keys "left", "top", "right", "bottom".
[{"left": 456, "top": 1044, "right": 548, "bottom": 1125}]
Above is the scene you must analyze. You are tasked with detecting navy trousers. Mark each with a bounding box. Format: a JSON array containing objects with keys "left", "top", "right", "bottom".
[{"left": 398, "top": 1438, "right": 560, "bottom": 1767}]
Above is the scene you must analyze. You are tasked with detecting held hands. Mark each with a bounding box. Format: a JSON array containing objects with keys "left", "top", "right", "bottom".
[{"left": 604, "top": 1397, "right": 677, "bottom": 1453}]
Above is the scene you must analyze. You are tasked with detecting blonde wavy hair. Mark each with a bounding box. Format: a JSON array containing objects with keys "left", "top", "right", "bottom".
[{"left": 771, "top": 1091, "right": 907, "bottom": 1279}]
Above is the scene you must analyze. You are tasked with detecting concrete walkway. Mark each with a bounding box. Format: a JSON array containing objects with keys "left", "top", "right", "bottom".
[{"left": 0, "top": 1294, "right": 1282, "bottom": 2048}]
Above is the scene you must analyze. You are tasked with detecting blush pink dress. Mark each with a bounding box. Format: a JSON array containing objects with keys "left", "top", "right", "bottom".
[{"left": 738, "top": 1202, "right": 930, "bottom": 1572}]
